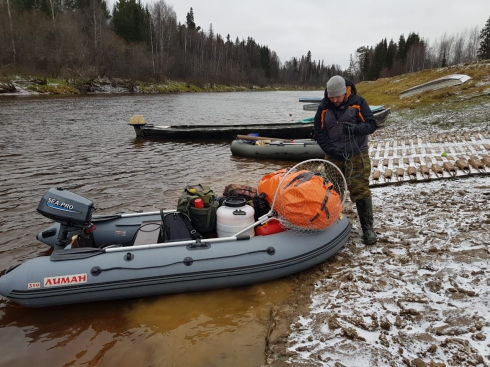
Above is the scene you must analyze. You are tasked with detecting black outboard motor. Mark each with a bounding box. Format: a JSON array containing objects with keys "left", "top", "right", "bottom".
[{"left": 37, "top": 187, "right": 94, "bottom": 249}]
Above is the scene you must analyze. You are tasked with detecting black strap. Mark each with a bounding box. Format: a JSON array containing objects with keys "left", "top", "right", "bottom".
[
  {"left": 183, "top": 216, "right": 202, "bottom": 240},
  {"left": 283, "top": 171, "right": 315, "bottom": 189},
  {"left": 162, "top": 209, "right": 202, "bottom": 240},
  {"left": 320, "top": 186, "right": 332, "bottom": 219},
  {"left": 310, "top": 186, "right": 332, "bottom": 223}
]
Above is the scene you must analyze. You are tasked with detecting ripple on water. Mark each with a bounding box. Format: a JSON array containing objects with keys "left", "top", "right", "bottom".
[{"left": 0, "top": 91, "right": 320, "bottom": 366}]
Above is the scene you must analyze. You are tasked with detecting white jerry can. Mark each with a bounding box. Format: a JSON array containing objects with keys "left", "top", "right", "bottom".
[{"left": 216, "top": 197, "right": 255, "bottom": 238}]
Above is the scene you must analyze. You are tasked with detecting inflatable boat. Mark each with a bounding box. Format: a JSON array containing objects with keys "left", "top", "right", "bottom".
[
  {"left": 0, "top": 187, "right": 351, "bottom": 308},
  {"left": 231, "top": 138, "right": 325, "bottom": 161}
]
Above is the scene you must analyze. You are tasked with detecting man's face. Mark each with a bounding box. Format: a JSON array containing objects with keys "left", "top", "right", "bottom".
[{"left": 328, "top": 94, "right": 346, "bottom": 107}]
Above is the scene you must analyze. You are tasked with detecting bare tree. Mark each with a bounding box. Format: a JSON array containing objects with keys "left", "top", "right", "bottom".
[
  {"left": 6, "top": 0, "right": 16, "bottom": 64},
  {"left": 346, "top": 54, "right": 360, "bottom": 79},
  {"left": 151, "top": 0, "right": 172, "bottom": 76},
  {"left": 84, "top": 0, "right": 109, "bottom": 64},
  {"left": 452, "top": 31, "right": 466, "bottom": 65},
  {"left": 148, "top": 15, "right": 155, "bottom": 74},
  {"left": 464, "top": 26, "right": 480, "bottom": 62},
  {"left": 46, "top": 0, "right": 57, "bottom": 24},
  {"left": 150, "top": 0, "right": 177, "bottom": 78},
  {"left": 435, "top": 33, "right": 454, "bottom": 67}
]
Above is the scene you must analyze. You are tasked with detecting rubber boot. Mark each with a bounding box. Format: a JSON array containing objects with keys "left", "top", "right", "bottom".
[{"left": 355, "top": 197, "right": 377, "bottom": 245}]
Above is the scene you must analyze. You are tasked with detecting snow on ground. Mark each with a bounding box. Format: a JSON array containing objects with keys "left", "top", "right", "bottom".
[
  {"left": 283, "top": 174, "right": 490, "bottom": 367},
  {"left": 273, "top": 106, "right": 490, "bottom": 367}
]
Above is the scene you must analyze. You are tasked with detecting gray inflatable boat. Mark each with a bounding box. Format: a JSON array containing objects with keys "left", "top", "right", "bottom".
[
  {"left": 0, "top": 187, "right": 351, "bottom": 308},
  {"left": 231, "top": 138, "right": 325, "bottom": 161}
]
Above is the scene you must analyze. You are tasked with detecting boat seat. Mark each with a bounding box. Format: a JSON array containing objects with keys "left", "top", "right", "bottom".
[{"left": 133, "top": 221, "right": 162, "bottom": 246}]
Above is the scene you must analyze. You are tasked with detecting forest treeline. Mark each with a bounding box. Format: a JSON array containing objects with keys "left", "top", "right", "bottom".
[{"left": 1, "top": 0, "right": 490, "bottom": 88}]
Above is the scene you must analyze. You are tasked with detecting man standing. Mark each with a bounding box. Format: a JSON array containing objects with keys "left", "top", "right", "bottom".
[{"left": 314, "top": 75, "right": 377, "bottom": 245}]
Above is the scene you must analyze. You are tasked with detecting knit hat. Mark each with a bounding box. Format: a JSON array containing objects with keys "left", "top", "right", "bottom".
[{"left": 326, "top": 76, "right": 346, "bottom": 97}]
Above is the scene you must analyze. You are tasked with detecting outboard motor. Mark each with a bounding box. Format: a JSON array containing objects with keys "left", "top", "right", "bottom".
[{"left": 37, "top": 187, "right": 95, "bottom": 249}]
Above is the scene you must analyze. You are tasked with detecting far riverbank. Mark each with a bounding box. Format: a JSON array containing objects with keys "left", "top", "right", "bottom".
[{"left": 0, "top": 76, "right": 322, "bottom": 96}]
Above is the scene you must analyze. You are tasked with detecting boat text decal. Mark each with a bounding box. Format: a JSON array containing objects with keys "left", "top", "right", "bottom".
[
  {"left": 46, "top": 198, "right": 81, "bottom": 213},
  {"left": 28, "top": 282, "right": 41, "bottom": 289},
  {"left": 44, "top": 273, "right": 87, "bottom": 287}
]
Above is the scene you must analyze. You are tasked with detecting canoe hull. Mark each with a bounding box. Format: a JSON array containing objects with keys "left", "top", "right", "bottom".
[
  {"left": 133, "top": 123, "right": 314, "bottom": 140},
  {"left": 0, "top": 216, "right": 351, "bottom": 307},
  {"left": 132, "top": 109, "right": 390, "bottom": 140}
]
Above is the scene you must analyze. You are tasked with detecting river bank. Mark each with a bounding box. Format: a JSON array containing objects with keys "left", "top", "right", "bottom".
[
  {"left": 0, "top": 76, "right": 321, "bottom": 95},
  {"left": 266, "top": 106, "right": 490, "bottom": 367}
]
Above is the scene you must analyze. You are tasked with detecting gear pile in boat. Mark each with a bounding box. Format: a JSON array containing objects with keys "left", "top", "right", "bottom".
[{"left": 0, "top": 160, "right": 351, "bottom": 307}]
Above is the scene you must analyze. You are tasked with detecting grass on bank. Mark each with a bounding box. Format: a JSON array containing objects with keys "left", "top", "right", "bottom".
[
  {"left": 356, "top": 60, "right": 490, "bottom": 112},
  {"left": 0, "top": 76, "right": 321, "bottom": 95}
]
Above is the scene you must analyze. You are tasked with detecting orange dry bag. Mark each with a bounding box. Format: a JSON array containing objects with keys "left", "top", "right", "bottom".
[{"left": 258, "top": 169, "right": 342, "bottom": 230}]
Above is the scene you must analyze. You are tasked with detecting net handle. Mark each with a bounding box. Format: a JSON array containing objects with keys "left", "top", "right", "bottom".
[{"left": 268, "top": 159, "right": 348, "bottom": 213}]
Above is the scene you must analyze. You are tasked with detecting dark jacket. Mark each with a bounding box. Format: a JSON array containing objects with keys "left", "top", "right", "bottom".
[{"left": 314, "top": 78, "right": 377, "bottom": 158}]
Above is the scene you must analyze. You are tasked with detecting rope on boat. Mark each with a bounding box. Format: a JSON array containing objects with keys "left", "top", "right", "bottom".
[{"left": 90, "top": 247, "right": 275, "bottom": 275}]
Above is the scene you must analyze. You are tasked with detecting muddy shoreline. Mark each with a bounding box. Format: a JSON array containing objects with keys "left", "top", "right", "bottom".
[{"left": 266, "top": 109, "right": 490, "bottom": 367}]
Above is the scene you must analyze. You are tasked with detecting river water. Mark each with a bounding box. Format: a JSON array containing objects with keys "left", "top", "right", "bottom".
[{"left": 0, "top": 90, "right": 321, "bottom": 366}]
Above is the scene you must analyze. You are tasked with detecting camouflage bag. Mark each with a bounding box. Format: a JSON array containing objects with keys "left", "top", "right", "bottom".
[
  {"left": 220, "top": 184, "right": 270, "bottom": 221},
  {"left": 177, "top": 184, "right": 218, "bottom": 233},
  {"left": 221, "top": 184, "right": 258, "bottom": 202}
]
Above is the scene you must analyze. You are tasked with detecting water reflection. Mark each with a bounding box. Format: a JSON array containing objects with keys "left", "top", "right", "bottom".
[
  {"left": 0, "top": 280, "right": 290, "bottom": 366},
  {"left": 0, "top": 91, "right": 321, "bottom": 365}
]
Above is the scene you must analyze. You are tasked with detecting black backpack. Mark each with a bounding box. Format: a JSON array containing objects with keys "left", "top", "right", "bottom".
[{"left": 157, "top": 211, "right": 201, "bottom": 243}]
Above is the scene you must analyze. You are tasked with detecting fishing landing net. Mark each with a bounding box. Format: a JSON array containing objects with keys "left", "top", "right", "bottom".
[{"left": 258, "top": 159, "right": 347, "bottom": 235}]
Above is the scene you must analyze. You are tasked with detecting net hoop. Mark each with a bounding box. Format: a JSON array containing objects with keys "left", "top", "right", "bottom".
[
  {"left": 269, "top": 159, "right": 347, "bottom": 210},
  {"left": 263, "top": 159, "right": 347, "bottom": 234}
]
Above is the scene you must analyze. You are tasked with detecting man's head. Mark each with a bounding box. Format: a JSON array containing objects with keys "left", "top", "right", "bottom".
[{"left": 326, "top": 75, "right": 346, "bottom": 107}]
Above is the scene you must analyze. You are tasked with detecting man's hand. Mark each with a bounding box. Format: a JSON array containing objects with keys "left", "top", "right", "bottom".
[
  {"left": 325, "top": 146, "right": 345, "bottom": 159},
  {"left": 341, "top": 122, "right": 357, "bottom": 135}
]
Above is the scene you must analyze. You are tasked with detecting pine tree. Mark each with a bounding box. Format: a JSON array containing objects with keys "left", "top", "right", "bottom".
[
  {"left": 386, "top": 39, "right": 397, "bottom": 70},
  {"left": 186, "top": 7, "right": 196, "bottom": 30},
  {"left": 346, "top": 54, "right": 358, "bottom": 79},
  {"left": 111, "top": 0, "right": 146, "bottom": 43},
  {"left": 259, "top": 45, "right": 271, "bottom": 78},
  {"left": 370, "top": 38, "right": 387, "bottom": 79},
  {"left": 477, "top": 15, "right": 490, "bottom": 60},
  {"left": 356, "top": 46, "right": 373, "bottom": 81},
  {"left": 396, "top": 34, "right": 407, "bottom": 60}
]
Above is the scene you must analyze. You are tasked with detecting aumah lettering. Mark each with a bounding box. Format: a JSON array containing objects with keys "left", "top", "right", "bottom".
[{"left": 44, "top": 274, "right": 87, "bottom": 287}]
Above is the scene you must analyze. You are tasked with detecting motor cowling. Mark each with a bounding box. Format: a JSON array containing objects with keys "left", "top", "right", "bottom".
[{"left": 37, "top": 187, "right": 94, "bottom": 248}]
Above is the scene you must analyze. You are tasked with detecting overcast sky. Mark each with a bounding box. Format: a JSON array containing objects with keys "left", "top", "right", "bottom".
[{"left": 149, "top": 0, "right": 490, "bottom": 69}]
